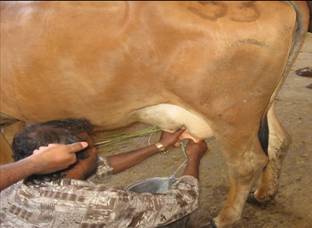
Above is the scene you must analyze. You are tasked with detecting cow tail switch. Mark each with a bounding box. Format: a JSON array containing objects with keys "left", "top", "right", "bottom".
[{"left": 258, "top": 115, "right": 269, "bottom": 156}]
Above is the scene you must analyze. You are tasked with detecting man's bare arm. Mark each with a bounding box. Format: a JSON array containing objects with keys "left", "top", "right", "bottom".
[
  {"left": 0, "top": 157, "right": 39, "bottom": 191},
  {"left": 106, "top": 144, "right": 162, "bottom": 174},
  {"left": 107, "top": 129, "right": 185, "bottom": 174},
  {"left": 0, "top": 142, "right": 88, "bottom": 191},
  {"left": 182, "top": 140, "right": 207, "bottom": 179}
]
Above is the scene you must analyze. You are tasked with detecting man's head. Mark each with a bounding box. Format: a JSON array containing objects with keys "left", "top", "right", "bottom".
[{"left": 12, "top": 118, "right": 94, "bottom": 180}]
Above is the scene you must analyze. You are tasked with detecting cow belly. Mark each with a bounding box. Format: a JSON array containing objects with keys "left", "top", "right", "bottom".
[{"left": 133, "top": 104, "right": 213, "bottom": 140}]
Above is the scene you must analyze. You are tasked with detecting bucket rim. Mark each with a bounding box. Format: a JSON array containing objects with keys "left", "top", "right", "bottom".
[{"left": 126, "top": 176, "right": 176, "bottom": 191}]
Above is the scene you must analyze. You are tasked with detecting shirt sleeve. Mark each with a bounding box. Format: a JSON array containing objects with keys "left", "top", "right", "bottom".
[{"left": 126, "top": 175, "right": 199, "bottom": 227}]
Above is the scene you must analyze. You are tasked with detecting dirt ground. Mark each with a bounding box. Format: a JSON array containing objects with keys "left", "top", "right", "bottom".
[{"left": 94, "top": 33, "right": 312, "bottom": 228}]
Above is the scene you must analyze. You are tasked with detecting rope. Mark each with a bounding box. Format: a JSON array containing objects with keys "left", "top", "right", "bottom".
[{"left": 170, "top": 141, "right": 188, "bottom": 179}]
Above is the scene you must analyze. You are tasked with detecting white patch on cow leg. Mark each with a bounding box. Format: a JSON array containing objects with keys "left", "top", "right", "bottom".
[{"left": 132, "top": 104, "right": 214, "bottom": 140}]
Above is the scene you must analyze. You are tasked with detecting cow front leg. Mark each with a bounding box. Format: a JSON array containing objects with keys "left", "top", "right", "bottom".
[
  {"left": 213, "top": 129, "right": 268, "bottom": 227},
  {"left": 248, "top": 105, "right": 290, "bottom": 204}
]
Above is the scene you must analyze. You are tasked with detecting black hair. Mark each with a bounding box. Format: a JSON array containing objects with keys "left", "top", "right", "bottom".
[{"left": 12, "top": 118, "right": 93, "bottom": 181}]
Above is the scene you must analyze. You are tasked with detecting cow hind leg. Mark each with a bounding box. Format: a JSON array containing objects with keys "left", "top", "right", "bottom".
[
  {"left": 211, "top": 123, "right": 268, "bottom": 227},
  {"left": 248, "top": 104, "right": 290, "bottom": 204}
]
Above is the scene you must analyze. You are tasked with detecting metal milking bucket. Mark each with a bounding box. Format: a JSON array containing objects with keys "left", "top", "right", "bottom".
[{"left": 127, "top": 142, "right": 190, "bottom": 228}]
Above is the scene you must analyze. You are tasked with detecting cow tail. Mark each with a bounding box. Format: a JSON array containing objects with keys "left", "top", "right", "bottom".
[
  {"left": 258, "top": 115, "right": 269, "bottom": 156},
  {"left": 258, "top": 1, "right": 309, "bottom": 155}
]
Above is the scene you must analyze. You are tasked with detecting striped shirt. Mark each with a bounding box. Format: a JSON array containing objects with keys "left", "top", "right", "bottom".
[{"left": 0, "top": 157, "right": 199, "bottom": 228}]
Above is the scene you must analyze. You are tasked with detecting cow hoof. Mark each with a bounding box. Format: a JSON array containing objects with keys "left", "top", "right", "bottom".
[
  {"left": 200, "top": 218, "right": 217, "bottom": 228},
  {"left": 247, "top": 192, "right": 272, "bottom": 207}
]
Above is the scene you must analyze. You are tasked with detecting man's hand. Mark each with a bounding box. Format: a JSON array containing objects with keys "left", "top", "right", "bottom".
[
  {"left": 29, "top": 142, "right": 88, "bottom": 174},
  {"left": 0, "top": 142, "right": 89, "bottom": 191},
  {"left": 159, "top": 128, "right": 186, "bottom": 149}
]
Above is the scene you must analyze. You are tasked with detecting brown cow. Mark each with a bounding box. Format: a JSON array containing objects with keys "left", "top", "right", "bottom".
[{"left": 0, "top": 1, "right": 309, "bottom": 227}]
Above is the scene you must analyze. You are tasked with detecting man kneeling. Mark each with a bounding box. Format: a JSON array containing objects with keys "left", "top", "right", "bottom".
[{"left": 0, "top": 119, "right": 207, "bottom": 227}]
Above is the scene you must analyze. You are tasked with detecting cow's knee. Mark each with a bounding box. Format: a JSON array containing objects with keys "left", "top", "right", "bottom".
[{"left": 229, "top": 145, "right": 268, "bottom": 184}]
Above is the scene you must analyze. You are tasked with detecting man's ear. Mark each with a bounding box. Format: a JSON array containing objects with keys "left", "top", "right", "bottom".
[
  {"left": 76, "top": 150, "right": 88, "bottom": 160},
  {"left": 65, "top": 146, "right": 98, "bottom": 180},
  {"left": 75, "top": 132, "right": 95, "bottom": 160}
]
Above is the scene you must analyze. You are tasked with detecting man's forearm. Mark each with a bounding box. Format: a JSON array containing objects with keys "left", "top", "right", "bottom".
[
  {"left": 0, "top": 157, "right": 38, "bottom": 191},
  {"left": 107, "top": 144, "right": 160, "bottom": 174},
  {"left": 183, "top": 158, "right": 201, "bottom": 179}
]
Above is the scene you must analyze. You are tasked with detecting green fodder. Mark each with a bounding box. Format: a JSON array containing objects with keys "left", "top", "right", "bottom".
[{"left": 94, "top": 126, "right": 161, "bottom": 154}]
